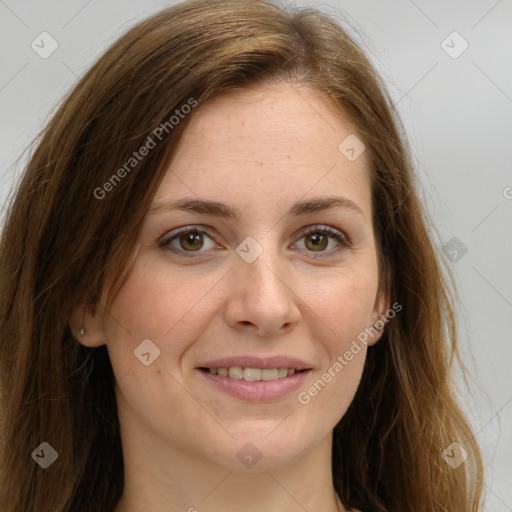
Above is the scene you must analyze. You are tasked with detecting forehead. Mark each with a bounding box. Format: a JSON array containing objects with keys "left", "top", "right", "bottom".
[
  {"left": 154, "top": 82, "right": 372, "bottom": 217},
  {"left": 178, "top": 82, "right": 364, "bottom": 161}
]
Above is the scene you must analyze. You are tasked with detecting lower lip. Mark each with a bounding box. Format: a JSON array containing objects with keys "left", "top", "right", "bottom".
[{"left": 197, "top": 369, "right": 311, "bottom": 402}]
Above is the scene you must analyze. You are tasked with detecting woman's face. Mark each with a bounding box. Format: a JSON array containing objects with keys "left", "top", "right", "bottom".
[{"left": 84, "top": 81, "right": 388, "bottom": 471}]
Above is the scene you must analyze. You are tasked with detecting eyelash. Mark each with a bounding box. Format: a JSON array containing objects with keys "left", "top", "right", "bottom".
[{"left": 159, "top": 225, "right": 351, "bottom": 260}]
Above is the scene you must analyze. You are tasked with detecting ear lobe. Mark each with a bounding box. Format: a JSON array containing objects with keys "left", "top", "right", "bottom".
[{"left": 68, "top": 303, "right": 106, "bottom": 347}]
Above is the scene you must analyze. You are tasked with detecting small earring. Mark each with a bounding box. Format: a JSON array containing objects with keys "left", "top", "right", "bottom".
[{"left": 79, "top": 305, "right": 86, "bottom": 335}]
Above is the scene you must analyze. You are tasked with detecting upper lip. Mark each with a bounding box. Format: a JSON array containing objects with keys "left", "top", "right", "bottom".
[{"left": 196, "top": 355, "right": 312, "bottom": 371}]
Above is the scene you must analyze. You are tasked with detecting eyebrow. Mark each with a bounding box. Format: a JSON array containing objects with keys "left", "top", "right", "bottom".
[{"left": 148, "top": 195, "right": 364, "bottom": 220}]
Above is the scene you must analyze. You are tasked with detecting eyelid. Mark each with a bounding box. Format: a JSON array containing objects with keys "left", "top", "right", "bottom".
[{"left": 159, "top": 224, "right": 351, "bottom": 259}]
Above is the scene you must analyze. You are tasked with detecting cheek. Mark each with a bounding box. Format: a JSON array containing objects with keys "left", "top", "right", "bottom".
[
  {"left": 310, "top": 262, "right": 379, "bottom": 347},
  {"left": 107, "top": 256, "right": 195, "bottom": 335},
  {"left": 296, "top": 270, "right": 375, "bottom": 423},
  {"left": 103, "top": 254, "right": 224, "bottom": 372}
]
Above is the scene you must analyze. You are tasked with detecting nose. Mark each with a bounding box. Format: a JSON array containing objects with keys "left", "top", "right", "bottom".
[{"left": 224, "top": 242, "right": 301, "bottom": 337}]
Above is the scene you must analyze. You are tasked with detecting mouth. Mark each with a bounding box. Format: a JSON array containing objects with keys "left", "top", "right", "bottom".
[
  {"left": 197, "top": 366, "right": 308, "bottom": 381},
  {"left": 195, "top": 357, "right": 312, "bottom": 402}
]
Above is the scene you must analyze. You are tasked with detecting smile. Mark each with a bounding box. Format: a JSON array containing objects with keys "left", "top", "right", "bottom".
[
  {"left": 197, "top": 367, "right": 311, "bottom": 402},
  {"left": 199, "top": 367, "right": 302, "bottom": 381}
]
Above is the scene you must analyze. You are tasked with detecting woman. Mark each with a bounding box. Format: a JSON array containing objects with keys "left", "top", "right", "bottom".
[{"left": 0, "top": 0, "right": 484, "bottom": 510}]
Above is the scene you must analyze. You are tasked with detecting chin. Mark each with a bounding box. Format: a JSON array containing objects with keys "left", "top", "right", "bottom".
[{"left": 197, "top": 429, "right": 317, "bottom": 473}]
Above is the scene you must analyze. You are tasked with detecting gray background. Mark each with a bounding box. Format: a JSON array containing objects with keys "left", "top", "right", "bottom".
[{"left": 1, "top": 0, "right": 511, "bottom": 509}]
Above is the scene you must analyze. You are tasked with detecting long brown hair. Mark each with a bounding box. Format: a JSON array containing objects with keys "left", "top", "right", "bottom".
[{"left": 0, "top": 0, "right": 484, "bottom": 510}]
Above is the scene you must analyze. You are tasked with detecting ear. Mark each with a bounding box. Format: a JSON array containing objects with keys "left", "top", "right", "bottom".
[
  {"left": 69, "top": 303, "right": 106, "bottom": 347},
  {"left": 367, "top": 270, "right": 392, "bottom": 347}
]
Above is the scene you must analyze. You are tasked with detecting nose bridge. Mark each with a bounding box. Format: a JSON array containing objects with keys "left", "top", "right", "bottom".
[
  {"left": 236, "top": 232, "right": 290, "bottom": 297},
  {"left": 227, "top": 232, "right": 300, "bottom": 332}
]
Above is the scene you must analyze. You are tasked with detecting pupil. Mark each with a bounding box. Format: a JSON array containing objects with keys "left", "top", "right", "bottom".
[
  {"left": 182, "top": 232, "right": 202, "bottom": 250},
  {"left": 309, "top": 233, "right": 327, "bottom": 250}
]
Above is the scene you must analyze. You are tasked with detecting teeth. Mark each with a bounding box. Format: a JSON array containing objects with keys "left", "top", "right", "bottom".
[
  {"left": 244, "top": 368, "right": 261, "bottom": 381},
  {"left": 228, "top": 367, "right": 243, "bottom": 380},
  {"left": 207, "top": 367, "right": 299, "bottom": 381},
  {"left": 262, "top": 369, "right": 278, "bottom": 381}
]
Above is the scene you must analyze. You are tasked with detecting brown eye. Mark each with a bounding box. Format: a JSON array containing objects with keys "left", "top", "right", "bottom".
[
  {"left": 304, "top": 232, "right": 329, "bottom": 251},
  {"left": 294, "top": 225, "right": 350, "bottom": 258},
  {"left": 178, "top": 231, "right": 204, "bottom": 251},
  {"left": 161, "top": 225, "right": 350, "bottom": 260},
  {"left": 161, "top": 227, "right": 217, "bottom": 258}
]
